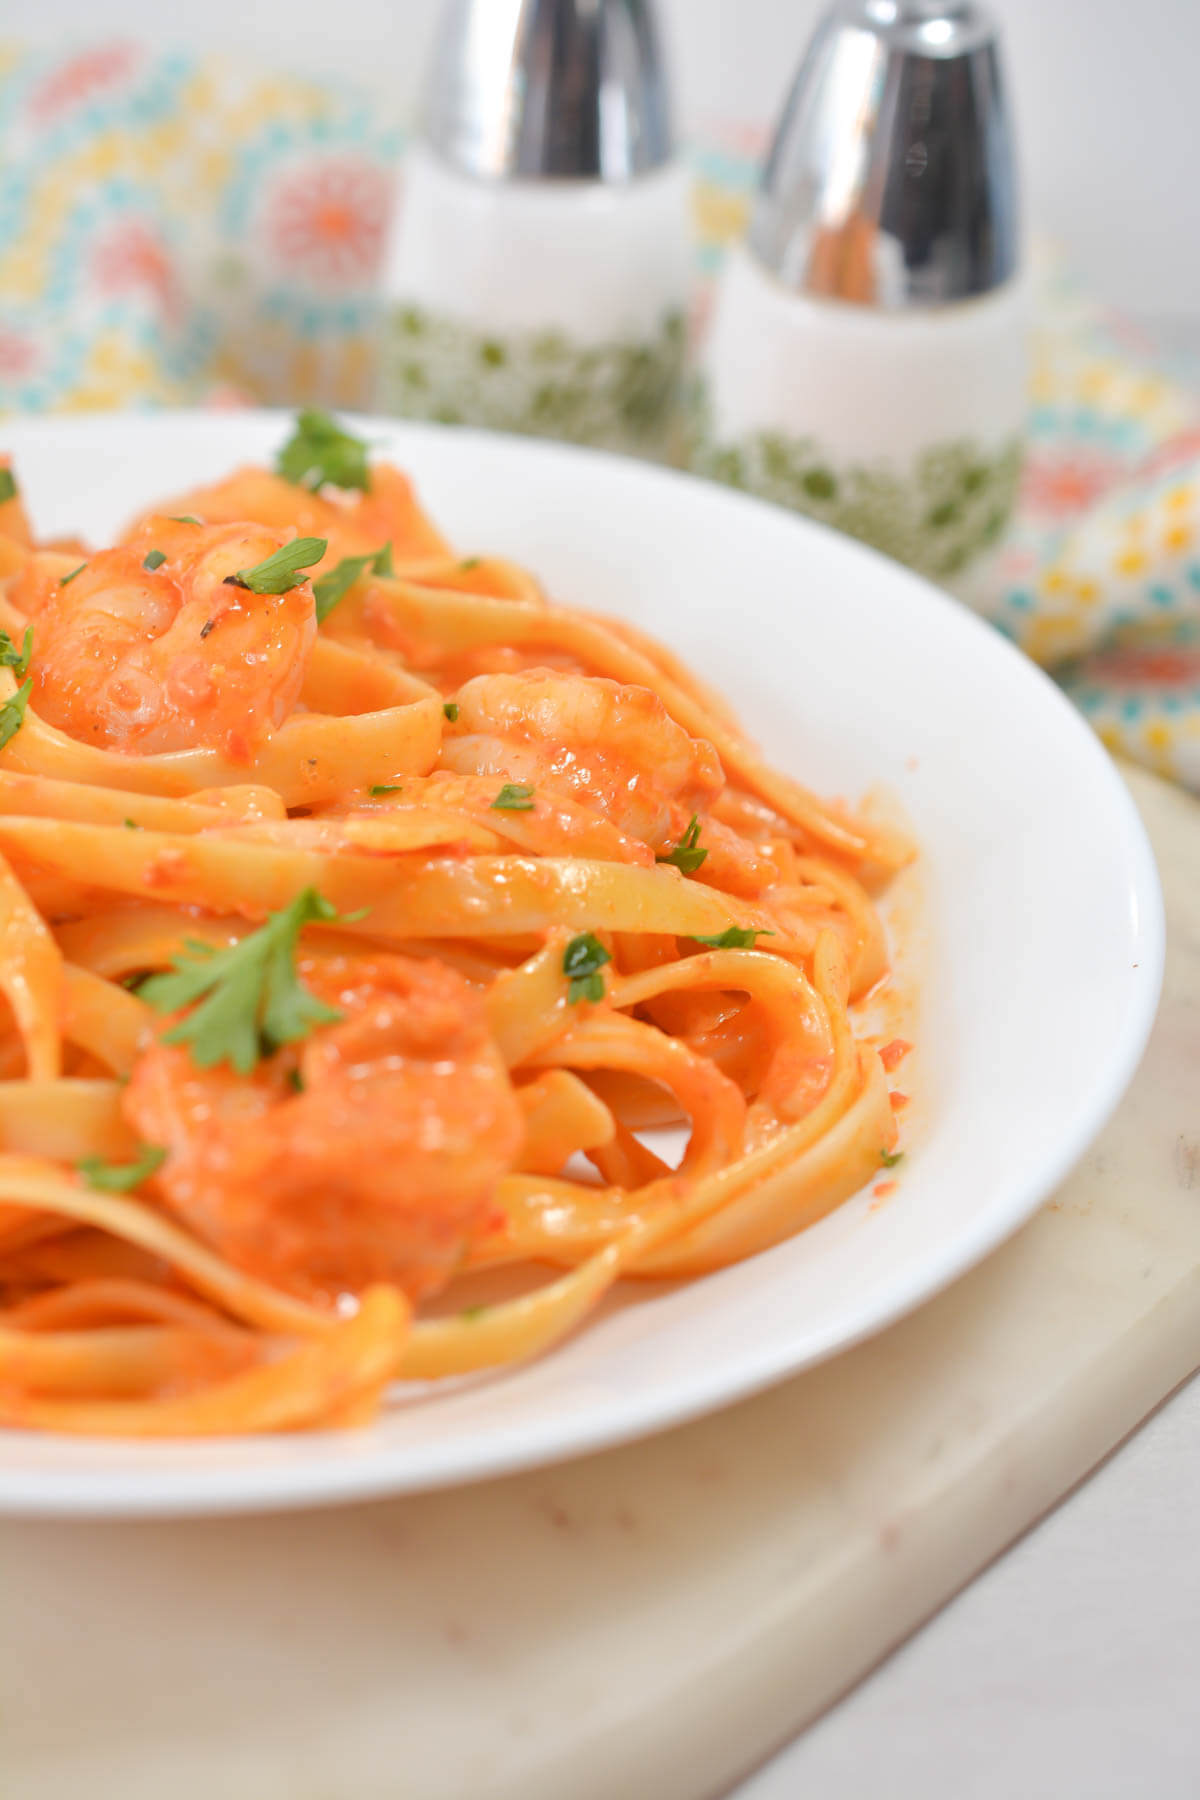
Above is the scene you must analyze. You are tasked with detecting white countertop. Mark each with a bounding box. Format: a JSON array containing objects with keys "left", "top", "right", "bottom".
[{"left": 736, "top": 1372, "right": 1200, "bottom": 1799}]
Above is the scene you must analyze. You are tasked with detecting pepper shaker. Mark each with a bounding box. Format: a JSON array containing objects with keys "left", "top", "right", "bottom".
[
  {"left": 380, "top": 0, "right": 690, "bottom": 457},
  {"left": 690, "top": 0, "right": 1027, "bottom": 582}
]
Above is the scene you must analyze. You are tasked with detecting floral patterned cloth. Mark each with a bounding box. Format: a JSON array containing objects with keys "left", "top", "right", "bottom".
[
  {"left": 0, "top": 41, "right": 397, "bottom": 411},
  {"left": 4, "top": 44, "right": 1200, "bottom": 789}
]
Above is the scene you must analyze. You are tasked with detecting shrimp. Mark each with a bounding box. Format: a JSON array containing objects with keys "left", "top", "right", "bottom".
[
  {"left": 441, "top": 669, "right": 724, "bottom": 851},
  {"left": 28, "top": 519, "right": 316, "bottom": 758},
  {"left": 122, "top": 953, "right": 524, "bottom": 1304},
  {"left": 439, "top": 668, "right": 779, "bottom": 894}
]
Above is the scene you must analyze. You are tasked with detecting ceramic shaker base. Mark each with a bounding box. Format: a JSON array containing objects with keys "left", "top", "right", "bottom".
[{"left": 691, "top": 247, "right": 1029, "bottom": 580}]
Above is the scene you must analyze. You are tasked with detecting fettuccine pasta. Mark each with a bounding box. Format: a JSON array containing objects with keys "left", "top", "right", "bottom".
[{"left": 0, "top": 417, "right": 912, "bottom": 1438}]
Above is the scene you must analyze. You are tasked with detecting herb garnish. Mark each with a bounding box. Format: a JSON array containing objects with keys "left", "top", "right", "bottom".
[
  {"left": 78, "top": 1144, "right": 166, "bottom": 1192},
  {"left": 690, "top": 926, "right": 773, "bottom": 949},
  {"left": 0, "top": 678, "right": 33, "bottom": 751},
  {"left": 169, "top": 515, "right": 203, "bottom": 525},
  {"left": 563, "top": 932, "right": 612, "bottom": 1005},
  {"left": 225, "top": 537, "right": 327, "bottom": 596},
  {"left": 491, "top": 782, "right": 535, "bottom": 811},
  {"left": 60, "top": 563, "right": 86, "bottom": 587},
  {"left": 142, "top": 549, "right": 167, "bottom": 571},
  {"left": 368, "top": 783, "right": 402, "bottom": 796},
  {"left": 657, "top": 815, "right": 707, "bottom": 874},
  {"left": 880, "top": 1148, "right": 904, "bottom": 1168},
  {"left": 138, "top": 888, "right": 348, "bottom": 1074},
  {"left": 312, "top": 543, "right": 393, "bottom": 623},
  {"left": 442, "top": 702, "right": 459, "bottom": 722},
  {"left": 0, "top": 627, "right": 32, "bottom": 677},
  {"left": 276, "top": 409, "right": 371, "bottom": 494},
  {"left": 0, "top": 469, "right": 16, "bottom": 504}
]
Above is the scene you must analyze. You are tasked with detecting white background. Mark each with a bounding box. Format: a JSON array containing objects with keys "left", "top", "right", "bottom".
[
  {"left": 23, "top": 0, "right": 1200, "bottom": 320},
  {"left": 13, "top": 3, "right": 1200, "bottom": 1796}
]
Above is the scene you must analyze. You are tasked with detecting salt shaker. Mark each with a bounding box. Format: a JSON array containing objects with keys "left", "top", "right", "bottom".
[
  {"left": 380, "top": 0, "right": 690, "bottom": 457},
  {"left": 690, "top": 0, "right": 1027, "bottom": 582}
]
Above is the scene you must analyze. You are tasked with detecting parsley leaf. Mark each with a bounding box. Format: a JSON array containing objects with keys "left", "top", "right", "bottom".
[
  {"left": 169, "top": 514, "right": 202, "bottom": 525},
  {"left": 0, "top": 627, "right": 32, "bottom": 677},
  {"left": 312, "top": 543, "right": 393, "bottom": 623},
  {"left": 138, "top": 888, "right": 347, "bottom": 1074},
  {"left": 442, "top": 702, "right": 459, "bottom": 722},
  {"left": 276, "top": 410, "right": 371, "bottom": 494},
  {"left": 459, "top": 557, "right": 480, "bottom": 571},
  {"left": 78, "top": 1143, "right": 166, "bottom": 1192},
  {"left": 690, "top": 926, "right": 773, "bottom": 949},
  {"left": 657, "top": 815, "right": 707, "bottom": 874},
  {"left": 123, "top": 817, "right": 141, "bottom": 830},
  {"left": 226, "top": 537, "right": 327, "bottom": 596},
  {"left": 368, "top": 783, "right": 402, "bottom": 796},
  {"left": 491, "top": 782, "right": 535, "bottom": 811},
  {"left": 60, "top": 563, "right": 86, "bottom": 587},
  {"left": 0, "top": 468, "right": 16, "bottom": 504},
  {"left": 142, "top": 549, "right": 167, "bottom": 571},
  {"left": 563, "top": 931, "right": 611, "bottom": 1005},
  {"left": 0, "top": 677, "right": 33, "bottom": 751},
  {"left": 880, "top": 1148, "right": 904, "bottom": 1168}
]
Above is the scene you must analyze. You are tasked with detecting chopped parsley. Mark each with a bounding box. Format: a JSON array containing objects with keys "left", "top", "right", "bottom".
[
  {"left": 78, "top": 1143, "right": 166, "bottom": 1192},
  {"left": 657, "top": 815, "right": 707, "bottom": 874},
  {"left": 123, "top": 818, "right": 141, "bottom": 830},
  {"left": 442, "top": 702, "right": 459, "bottom": 722},
  {"left": 60, "top": 563, "right": 86, "bottom": 587},
  {"left": 312, "top": 544, "right": 393, "bottom": 624},
  {"left": 276, "top": 409, "right": 371, "bottom": 494},
  {"left": 138, "top": 888, "right": 348, "bottom": 1074},
  {"left": 169, "top": 514, "right": 203, "bottom": 525},
  {"left": 0, "top": 626, "right": 32, "bottom": 677},
  {"left": 286, "top": 1066, "right": 305, "bottom": 1093},
  {"left": 0, "top": 677, "right": 33, "bottom": 751},
  {"left": 880, "top": 1148, "right": 904, "bottom": 1168},
  {"left": 459, "top": 557, "right": 480, "bottom": 571},
  {"left": 690, "top": 926, "right": 773, "bottom": 949},
  {"left": 368, "top": 783, "right": 402, "bottom": 796},
  {"left": 563, "top": 931, "right": 611, "bottom": 1005},
  {"left": 0, "top": 469, "right": 16, "bottom": 504},
  {"left": 491, "top": 782, "right": 535, "bottom": 811},
  {"left": 225, "top": 537, "right": 327, "bottom": 596},
  {"left": 142, "top": 549, "right": 167, "bottom": 571}
]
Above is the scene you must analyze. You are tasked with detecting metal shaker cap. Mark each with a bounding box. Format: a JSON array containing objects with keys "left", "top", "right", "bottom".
[
  {"left": 422, "top": 0, "right": 675, "bottom": 183},
  {"left": 749, "top": 0, "right": 1020, "bottom": 306}
]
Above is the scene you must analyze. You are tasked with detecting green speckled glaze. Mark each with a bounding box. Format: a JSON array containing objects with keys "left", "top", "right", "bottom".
[
  {"left": 381, "top": 305, "right": 686, "bottom": 456},
  {"left": 688, "top": 389, "right": 1022, "bottom": 580}
]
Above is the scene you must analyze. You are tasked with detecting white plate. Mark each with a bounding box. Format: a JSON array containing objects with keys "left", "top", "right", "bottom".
[{"left": 0, "top": 410, "right": 1163, "bottom": 1517}]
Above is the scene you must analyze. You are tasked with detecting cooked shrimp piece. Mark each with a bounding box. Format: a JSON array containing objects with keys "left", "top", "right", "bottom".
[
  {"left": 123, "top": 953, "right": 524, "bottom": 1303},
  {"left": 330, "top": 770, "right": 656, "bottom": 866},
  {"left": 440, "top": 669, "right": 724, "bottom": 852},
  {"left": 29, "top": 521, "right": 316, "bottom": 758},
  {"left": 439, "top": 669, "right": 779, "bottom": 894}
]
